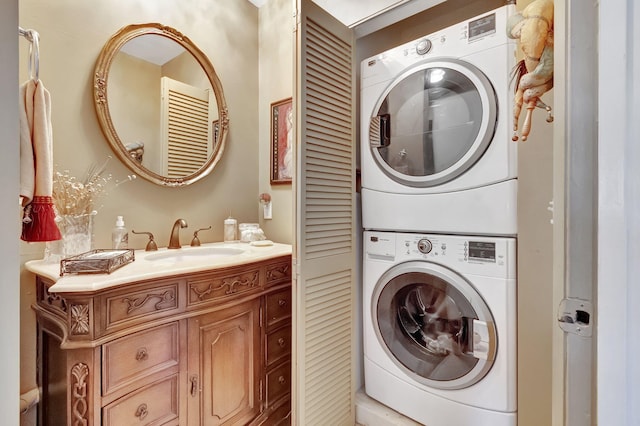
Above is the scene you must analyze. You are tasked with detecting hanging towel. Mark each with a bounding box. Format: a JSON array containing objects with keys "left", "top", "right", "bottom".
[{"left": 19, "top": 79, "right": 61, "bottom": 242}]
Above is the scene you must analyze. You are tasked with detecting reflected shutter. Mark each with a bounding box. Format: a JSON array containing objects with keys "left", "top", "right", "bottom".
[{"left": 161, "top": 77, "right": 211, "bottom": 177}]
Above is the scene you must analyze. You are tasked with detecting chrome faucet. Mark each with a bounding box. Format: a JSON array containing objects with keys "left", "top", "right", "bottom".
[{"left": 168, "top": 218, "right": 188, "bottom": 249}]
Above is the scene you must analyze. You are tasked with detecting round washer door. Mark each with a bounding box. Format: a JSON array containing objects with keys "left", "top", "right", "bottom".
[
  {"left": 369, "top": 59, "right": 497, "bottom": 187},
  {"left": 373, "top": 260, "right": 497, "bottom": 390}
]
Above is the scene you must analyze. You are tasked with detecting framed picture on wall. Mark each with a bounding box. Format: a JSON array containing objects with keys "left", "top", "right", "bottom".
[{"left": 270, "top": 97, "right": 293, "bottom": 184}]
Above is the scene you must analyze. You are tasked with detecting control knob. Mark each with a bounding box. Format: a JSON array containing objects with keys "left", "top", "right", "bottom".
[
  {"left": 415, "top": 39, "right": 432, "bottom": 55},
  {"left": 417, "top": 238, "right": 433, "bottom": 254}
]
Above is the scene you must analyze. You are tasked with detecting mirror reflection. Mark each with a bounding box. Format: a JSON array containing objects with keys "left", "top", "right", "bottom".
[{"left": 94, "top": 23, "right": 228, "bottom": 186}]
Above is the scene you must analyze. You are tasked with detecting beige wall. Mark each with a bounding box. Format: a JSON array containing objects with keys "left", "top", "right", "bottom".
[
  {"left": 110, "top": 53, "right": 162, "bottom": 172},
  {"left": 258, "top": 0, "right": 295, "bottom": 244},
  {"left": 18, "top": 0, "right": 295, "bottom": 414}
]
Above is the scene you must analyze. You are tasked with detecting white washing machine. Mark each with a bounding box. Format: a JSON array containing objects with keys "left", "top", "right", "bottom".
[
  {"left": 363, "top": 230, "right": 516, "bottom": 426},
  {"left": 361, "top": 5, "right": 517, "bottom": 236}
]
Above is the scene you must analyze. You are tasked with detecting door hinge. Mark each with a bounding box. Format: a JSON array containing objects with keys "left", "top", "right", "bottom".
[
  {"left": 557, "top": 298, "right": 593, "bottom": 337},
  {"left": 259, "top": 379, "right": 264, "bottom": 402},
  {"left": 259, "top": 306, "right": 264, "bottom": 328}
]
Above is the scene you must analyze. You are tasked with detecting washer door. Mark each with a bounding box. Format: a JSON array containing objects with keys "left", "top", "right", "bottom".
[
  {"left": 373, "top": 261, "right": 497, "bottom": 390},
  {"left": 369, "top": 59, "right": 497, "bottom": 187}
]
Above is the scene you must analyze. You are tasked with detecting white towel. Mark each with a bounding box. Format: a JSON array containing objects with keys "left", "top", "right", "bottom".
[
  {"left": 19, "top": 81, "right": 35, "bottom": 204},
  {"left": 19, "top": 79, "right": 61, "bottom": 242}
]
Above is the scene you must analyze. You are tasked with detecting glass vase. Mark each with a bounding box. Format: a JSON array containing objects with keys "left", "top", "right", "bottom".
[{"left": 45, "top": 212, "right": 95, "bottom": 263}]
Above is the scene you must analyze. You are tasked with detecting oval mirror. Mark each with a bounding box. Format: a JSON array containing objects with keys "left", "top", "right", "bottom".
[{"left": 93, "top": 23, "right": 229, "bottom": 186}]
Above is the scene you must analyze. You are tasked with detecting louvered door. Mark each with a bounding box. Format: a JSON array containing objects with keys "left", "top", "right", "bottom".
[
  {"left": 293, "top": 1, "right": 356, "bottom": 425},
  {"left": 160, "top": 77, "right": 212, "bottom": 177}
]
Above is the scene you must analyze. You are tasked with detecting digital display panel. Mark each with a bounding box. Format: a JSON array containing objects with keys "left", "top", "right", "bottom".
[
  {"left": 468, "top": 13, "right": 496, "bottom": 41},
  {"left": 468, "top": 241, "right": 496, "bottom": 262}
]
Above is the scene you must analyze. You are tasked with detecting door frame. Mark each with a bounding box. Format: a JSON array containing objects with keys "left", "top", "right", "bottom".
[
  {"left": 552, "top": 1, "right": 598, "bottom": 425},
  {"left": 554, "top": 1, "right": 640, "bottom": 425}
]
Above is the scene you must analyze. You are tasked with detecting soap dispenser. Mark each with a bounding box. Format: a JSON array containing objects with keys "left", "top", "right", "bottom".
[{"left": 112, "top": 216, "right": 129, "bottom": 249}]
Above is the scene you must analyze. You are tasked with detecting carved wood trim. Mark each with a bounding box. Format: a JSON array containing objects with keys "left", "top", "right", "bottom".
[
  {"left": 266, "top": 263, "right": 291, "bottom": 284},
  {"left": 123, "top": 290, "right": 176, "bottom": 314},
  {"left": 105, "top": 283, "right": 180, "bottom": 330},
  {"left": 94, "top": 72, "right": 106, "bottom": 105},
  {"left": 70, "top": 304, "right": 90, "bottom": 335},
  {"left": 42, "top": 284, "right": 68, "bottom": 315},
  {"left": 71, "top": 363, "right": 89, "bottom": 425},
  {"left": 189, "top": 271, "right": 259, "bottom": 304}
]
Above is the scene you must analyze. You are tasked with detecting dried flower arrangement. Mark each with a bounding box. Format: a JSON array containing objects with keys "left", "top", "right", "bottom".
[{"left": 52, "top": 157, "right": 112, "bottom": 217}]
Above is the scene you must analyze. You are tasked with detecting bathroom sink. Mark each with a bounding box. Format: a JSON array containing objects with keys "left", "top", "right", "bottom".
[{"left": 145, "top": 246, "right": 245, "bottom": 262}]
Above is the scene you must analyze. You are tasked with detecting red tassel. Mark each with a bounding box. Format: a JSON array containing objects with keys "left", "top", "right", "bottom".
[{"left": 21, "top": 196, "right": 62, "bottom": 242}]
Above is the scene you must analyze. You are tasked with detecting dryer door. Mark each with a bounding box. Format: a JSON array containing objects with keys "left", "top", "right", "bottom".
[
  {"left": 369, "top": 59, "right": 497, "bottom": 188},
  {"left": 373, "top": 260, "right": 497, "bottom": 390}
]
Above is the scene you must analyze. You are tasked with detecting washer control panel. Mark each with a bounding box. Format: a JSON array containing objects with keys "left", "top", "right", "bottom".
[{"left": 364, "top": 231, "right": 516, "bottom": 279}]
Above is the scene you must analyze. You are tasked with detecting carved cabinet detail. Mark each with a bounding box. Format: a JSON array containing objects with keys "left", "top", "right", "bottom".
[{"left": 33, "top": 255, "right": 292, "bottom": 425}]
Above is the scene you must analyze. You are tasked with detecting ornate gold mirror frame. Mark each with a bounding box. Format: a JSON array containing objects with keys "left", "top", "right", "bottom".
[{"left": 93, "top": 23, "right": 229, "bottom": 187}]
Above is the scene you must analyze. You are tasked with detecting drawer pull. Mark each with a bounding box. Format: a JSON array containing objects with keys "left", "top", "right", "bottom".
[
  {"left": 135, "top": 347, "right": 148, "bottom": 361},
  {"left": 278, "top": 299, "right": 286, "bottom": 307},
  {"left": 278, "top": 375, "right": 286, "bottom": 385},
  {"left": 190, "top": 375, "right": 198, "bottom": 397},
  {"left": 278, "top": 337, "right": 286, "bottom": 347},
  {"left": 135, "top": 403, "right": 148, "bottom": 420}
]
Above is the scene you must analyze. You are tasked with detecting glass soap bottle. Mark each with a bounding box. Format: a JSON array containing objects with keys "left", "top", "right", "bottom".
[
  {"left": 224, "top": 216, "right": 237, "bottom": 242},
  {"left": 112, "top": 216, "right": 129, "bottom": 249}
]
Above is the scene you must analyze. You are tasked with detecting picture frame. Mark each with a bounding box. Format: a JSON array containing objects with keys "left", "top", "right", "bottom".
[{"left": 270, "top": 97, "right": 293, "bottom": 184}]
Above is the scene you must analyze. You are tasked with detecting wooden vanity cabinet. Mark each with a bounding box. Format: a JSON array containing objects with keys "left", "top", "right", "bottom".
[{"left": 33, "top": 255, "right": 291, "bottom": 426}]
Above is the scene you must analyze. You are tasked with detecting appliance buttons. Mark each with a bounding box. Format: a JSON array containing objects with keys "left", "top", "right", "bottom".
[
  {"left": 415, "top": 38, "right": 432, "bottom": 55},
  {"left": 417, "top": 238, "right": 433, "bottom": 254}
]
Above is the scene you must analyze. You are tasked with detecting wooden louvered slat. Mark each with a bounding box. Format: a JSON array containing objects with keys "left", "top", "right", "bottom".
[
  {"left": 294, "top": 1, "right": 355, "bottom": 425},
  {"left": 303, "top": 270, "right": 352, "bottom": 423},
  {"left": 161, "top": 77, "right": 212, "bottom": 177}
]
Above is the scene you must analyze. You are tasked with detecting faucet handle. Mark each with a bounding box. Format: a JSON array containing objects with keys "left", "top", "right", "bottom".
[
  {"left": 191, "top": 226, "right": 212, "bottom": 247},
  {"left": 132, "top": 230, "right": 158, "bottom": 251}
]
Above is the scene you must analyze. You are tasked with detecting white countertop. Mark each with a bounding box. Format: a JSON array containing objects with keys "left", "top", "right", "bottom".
[{"left": 25, "top": 241, "right": 292, "bottom": 293}]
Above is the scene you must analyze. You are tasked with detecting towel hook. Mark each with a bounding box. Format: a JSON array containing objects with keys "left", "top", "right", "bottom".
[{"left": 19, "top": 26, "right": 40, "bottom": 83}]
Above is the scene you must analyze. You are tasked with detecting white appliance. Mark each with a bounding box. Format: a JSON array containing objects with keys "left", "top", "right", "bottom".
[
  {"left": 363, "top": 230, "right": 516, "bottom": 425},
  {"left": 360, "top": 6, "right": 517, "bottom": 236}
]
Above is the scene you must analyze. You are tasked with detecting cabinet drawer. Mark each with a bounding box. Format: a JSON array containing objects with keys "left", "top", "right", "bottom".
[
  {"left": 266, "top": 324, "right": 291, "bottom": 367},
  {"left": 103, "top": 322, "right": 179, "bottom": 395},
  {"left": 266, "top": 361, "right": 291, "bottom": 406},
  {"left": 103, "top": 374, "right": 179, "bottom": 425},
  {"left": 265, "top": 289, "right": 291, "bottom": 329}
]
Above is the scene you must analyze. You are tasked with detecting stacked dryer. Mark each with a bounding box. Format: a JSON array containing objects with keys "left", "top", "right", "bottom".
[{"left": 360, "top": 5, "right": 517, "bottom": 426}]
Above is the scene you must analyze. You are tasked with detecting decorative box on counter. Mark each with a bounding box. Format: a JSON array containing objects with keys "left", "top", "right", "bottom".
[{"left": 60, "top": 249, "right": 135, "bottom": 276}]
